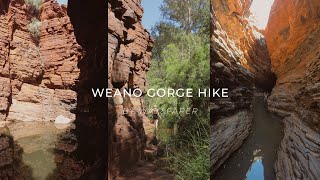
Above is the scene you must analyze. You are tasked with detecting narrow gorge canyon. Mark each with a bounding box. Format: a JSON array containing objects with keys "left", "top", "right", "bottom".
[
  {"left": 211, "top": 0, "right": 320, "bottom": 179},
  {"left": 0, "top": 0, "right": 107, "bottom": 178}
]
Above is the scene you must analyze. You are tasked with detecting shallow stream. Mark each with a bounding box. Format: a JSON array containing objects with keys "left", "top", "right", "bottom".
[{"left": 213, "top": 95, "right": 283, "bottom": 180}]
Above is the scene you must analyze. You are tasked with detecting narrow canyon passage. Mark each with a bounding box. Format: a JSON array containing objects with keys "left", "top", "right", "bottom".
[
  {"left": 211, "top": 0, "right": 320, "bottom": 179},
  {"left": 212, "top": 94, "right": 283, "bottom": 180}
]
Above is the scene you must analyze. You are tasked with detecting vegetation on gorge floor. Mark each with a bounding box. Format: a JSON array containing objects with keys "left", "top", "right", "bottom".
[{"left": 145, "top": 0, "right": 210, "bottom": 179}]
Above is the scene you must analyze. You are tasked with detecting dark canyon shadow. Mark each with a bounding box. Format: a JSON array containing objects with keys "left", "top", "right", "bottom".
[
  {"left": 247, "top": 36, "right": 277, "bottom": 93},
  {"left": 212, "top": 96, "right": 283, "bottom": 180},
  {"left": 0, "top": 130, "right": 34, "bottom": 178},
  {"left": 0, "top": 0, "right": 9, "bottom": 15},
  {"left": 46, "top": 0, "right": 107, "bottom": 179}
]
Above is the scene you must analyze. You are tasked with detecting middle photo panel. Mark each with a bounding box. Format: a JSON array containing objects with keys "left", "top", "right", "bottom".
[
  {"left": 107, "top": 0, "right": 211, "bottom": 179},
  {"left": 144, "top": 0, "right": 210, "bottom": 179}
]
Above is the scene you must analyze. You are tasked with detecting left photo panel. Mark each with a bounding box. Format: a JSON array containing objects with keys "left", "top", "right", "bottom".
[
  {"left": 0, "top": 0, "right": 107, "bottom": 179},
  {"left": 108, "top": 0, "right": 210, "bottom": 179}
]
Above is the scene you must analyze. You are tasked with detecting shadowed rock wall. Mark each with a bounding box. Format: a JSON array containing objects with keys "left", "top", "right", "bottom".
[
  {"left": 108, "top": 0, "right": 153, "bottom": 178},
  {"left": 45, "top": 0, "right": 108, "bottom": 178}
]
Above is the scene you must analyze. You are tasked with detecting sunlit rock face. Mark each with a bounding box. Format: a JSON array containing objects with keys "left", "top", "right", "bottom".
[
  {"left": 108, "top": 0, "right": 153, "bottom": 178},
  {"left": 265, "top": 0, "right": 320, "bottom": 179},
  {"left": 0, "top": 0, "right": 81, "bottom": 123},
  {"left": 212, "top": 0, "right": 275, "bottom": 91},
  {"left": 266, "top": 0, "right": 320, "bottom": 72},
  {"left": 211, "top": 0, "right": 258, "bottom": 174}
]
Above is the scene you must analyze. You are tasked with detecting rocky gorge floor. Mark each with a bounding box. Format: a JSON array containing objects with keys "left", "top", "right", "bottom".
[{"left": 116, "top": 161, "right": 174, "bottom": 180}]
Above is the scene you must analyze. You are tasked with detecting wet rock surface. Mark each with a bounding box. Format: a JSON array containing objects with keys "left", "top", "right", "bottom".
[{"left": 210, "top": 110, "right": 252, "bottom": 173}]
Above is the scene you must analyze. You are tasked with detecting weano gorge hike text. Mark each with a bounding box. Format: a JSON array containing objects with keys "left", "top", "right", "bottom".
[{"left": 94, "top": 88, "right": 229, "bottom": 98}]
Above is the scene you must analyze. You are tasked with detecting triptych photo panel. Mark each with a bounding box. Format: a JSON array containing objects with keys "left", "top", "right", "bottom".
[{"left": 108, "top": 0, "right": 320, "bottom": 179}]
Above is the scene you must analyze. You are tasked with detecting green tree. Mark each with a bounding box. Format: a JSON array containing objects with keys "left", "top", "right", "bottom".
[
  {"left": 151, "top": 22, "right": 183, "bottom": 61},
  {"left": 147, "top": 33, "right": 209, "bottom": 126},
  {"left": 160, "top": 0, "right": 210, "bottom": 33}
]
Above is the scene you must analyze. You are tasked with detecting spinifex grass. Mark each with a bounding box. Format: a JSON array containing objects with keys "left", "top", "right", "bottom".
[{"left": 156, "top": 118, "right": 210, "bottom": 180}]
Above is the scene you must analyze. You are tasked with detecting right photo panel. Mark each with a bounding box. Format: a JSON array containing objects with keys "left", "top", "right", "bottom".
[{"left": 210, "top": 0, "right": 320, "bottom": 180}]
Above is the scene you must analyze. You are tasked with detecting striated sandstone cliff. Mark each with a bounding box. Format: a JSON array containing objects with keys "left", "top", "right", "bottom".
[
  {"left": 0, "top": 0, "right": 81, "bottom": 123},
  {"left": 210, "top": 0, "right": 254, "bottom": 174},
  {"left": 0, "top": 0, "right": 83, "bottom": 177},
  {"left": 212, "top": 0, "right": 275, "bottom": 91},
  {"left": 266, "top": 0, "right": 320, "bottom": 179},
  {"left": 210, "top": 0, "right": 278, "bottom": 174},
  {"left": 108, "top": 0, "right": 153, "bottom": 178}
]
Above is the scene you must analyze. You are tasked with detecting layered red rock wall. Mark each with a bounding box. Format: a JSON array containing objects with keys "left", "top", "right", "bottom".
[
  {"left": 0, "top": 0, "right": 81, "bottom": 123},
  {"left": 108, "top": 0, "right": 153, "bottom": 178},
  {"left": 265, "top": 0, "right": 320, "bottom": 179},
  {"left": 0, "top": 0, "right": 11, "bottom": 121},
  {"left": 210, "top": 0, "right": 256, "bottom": 174},
  {"left": 0, "top": 0, "right": 88, "bottom": 178},
  {"left": 212, "top": 0, "right": 275, "bottom": 91}
]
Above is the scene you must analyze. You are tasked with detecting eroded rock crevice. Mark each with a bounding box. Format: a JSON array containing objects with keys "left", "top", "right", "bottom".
[{"left": 0, "top": 0, "right": 81, "bottom": 124}]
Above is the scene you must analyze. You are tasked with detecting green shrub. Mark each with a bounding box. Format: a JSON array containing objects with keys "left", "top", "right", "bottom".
[
  {"left": 172, "top": 120, "right": 209, "bottom": 180},
  {"left": 28, "top": 18, "right": 41, "bottom": 44},
  {"left": 156, "top": 119, "right": 210, "bottom": 180},
  {"left": 25, "top": 0, "right": 42, "bottom": 10},
  {"left": 146, "top": 23, "right": 210, "bottom": 180}
]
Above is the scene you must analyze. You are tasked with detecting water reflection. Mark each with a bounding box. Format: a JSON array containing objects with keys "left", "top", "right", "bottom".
[
  {"left": 246, "top": 155, "right": 263, "bottom": 180},
  {"left": 212, "top": 95, "right": 283, "bottom": 180},
  {"left": 9, "top": 122, "right": 63, "bottom": 179}
]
